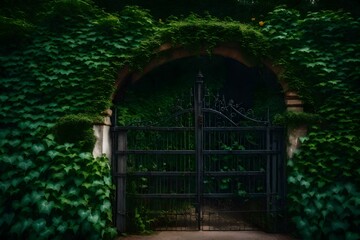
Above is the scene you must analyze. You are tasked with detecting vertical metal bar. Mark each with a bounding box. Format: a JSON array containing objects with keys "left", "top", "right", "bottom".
[
  {"left": 281, "top": 127, "right": 287, "bottom": 229},
  {"left": 194, "top": 71, "right": 204, "bottom": 230},
  {"left": 272, "top": 130, "right": 277, "bottom": 212},
  {"left": 265, "top": 107, "right": 272, "bottom": 219},
  {"left": 111, "top": 126, "right": 117, "bottom": 226},
  {"left": 111, "top": 107, "right": 118, "bottom": 177},
  {"left": 116, "top": 130, "right": 127, "bottom": 232},
  {"left": 266, "top": 126, "right": 271, "bottom": 214}
]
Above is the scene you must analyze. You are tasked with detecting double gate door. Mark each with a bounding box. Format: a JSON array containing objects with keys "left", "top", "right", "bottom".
[{"left": 112, "top": 73, "right": 286, "bottom": 232}]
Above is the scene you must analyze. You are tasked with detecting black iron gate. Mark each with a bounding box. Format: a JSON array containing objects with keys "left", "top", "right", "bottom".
[{"left": 112, "top": 72, "right": 286, "bottom": 232}]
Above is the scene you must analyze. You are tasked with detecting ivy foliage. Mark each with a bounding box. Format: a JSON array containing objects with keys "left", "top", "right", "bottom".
[
  {"left": 263, "top": 6, "right": 360, "bottom": 239},
  {"left": 0, "top": 3, "right": 157, "bottom": 239},
  {"left": 272, "top": 111, "right": 320, "bottom": 127},
  {"left": 122, "top": 13, "right": 271, "bottom": 71},
  {"left": 0, "top": 131, "right": 116, "bottom": 239},
  {"left": 0, "top": 16, "right": 34, "bottom": 46},
  {"left": 53, "top": 114, "right": 99, "bottom": 152}
]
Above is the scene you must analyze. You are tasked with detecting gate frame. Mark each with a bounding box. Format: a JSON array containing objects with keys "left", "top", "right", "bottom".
[{"left": 111, "top": 72, "right": 288, "bottom": 232}]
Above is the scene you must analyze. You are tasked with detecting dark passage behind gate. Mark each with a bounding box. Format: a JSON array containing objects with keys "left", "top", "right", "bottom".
[{"left": 112, "top": 73, "right": 286, "bottom": 232}]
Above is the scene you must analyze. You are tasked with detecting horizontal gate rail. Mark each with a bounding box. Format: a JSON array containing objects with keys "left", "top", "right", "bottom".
[
  {"left": 112, "top": 126, "right": 283, "bottom": 132},
  {"left": 127, "top": 194, "right": 197, "bottom": 198},
  {"left": 115, "top": 150, "right": 280, "bottom": 155},
  {"left": 204, "top": 171, "right": 265, "bottom": 176},
  {"left": 203, "top": 193, "right": 269, "bottom": 198},
  {"left": 115, "top": 150, "right": 195, "bottom": 155},
  {"left": 114, "top": 171, "right": 266, "bottom": 177},
  {"left": 203, "top": 150, "right": 280, "bottom": 155},
  {"left": 121, "top": 171, "right": 196, "bottom": 177},
  {"left": 203, "top": 127, "right": 283, "bottom": 131},
  {"left": 127, "top": 193, "right": 278, "bottom": 199},
  {"left": 112, "top": 126, "right": 194, "bottom": 131}
]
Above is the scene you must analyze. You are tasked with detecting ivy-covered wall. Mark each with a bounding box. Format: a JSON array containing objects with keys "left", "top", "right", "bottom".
[
  {"left": 0, "top": 1, "right": 359, "bottom": 239},
  {"left": 262, "top": 7, "right": 360, "bottom": 239},
  {"left": 0, "top": 3, "right": 156, "bottom": 239}
]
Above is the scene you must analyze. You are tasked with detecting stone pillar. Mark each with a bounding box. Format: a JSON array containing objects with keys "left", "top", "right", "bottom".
[
  {"left": 287, "top": 125, "right": 307, "bottom": 158},
  {"left": 285, "top": 91, "right": 307, "bottom": 158},
  {"left": 285, "top": 91, "right": 304, "bottom": 112},
  {"left": 92, "top": 109, "right": 112, "bottom": 159}
]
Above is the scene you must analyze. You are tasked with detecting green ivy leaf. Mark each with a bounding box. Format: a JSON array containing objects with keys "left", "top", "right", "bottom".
[
  {"left": 21, "top": 193, "right": 33, "bottom": 206},
  {"left": 11, "top": 178, "right": 22, "bottom": 187},
  {"left": 0, "top": 181, "right": 11, "bottom": 192},
  {"left": 10, "top": 219, "right": 33, "bottom": 235},
  {"left": 52, "top": 216, "right": 63, "bottom": 226},
  {"left": 38, "top": 200, "right": 54, "bottom": 215},
  {"left": 47, "top": 150, "right": 58, "bottom": 159},
  {"left": 0, "top": 213, "right": 15, "bottom": 225},
  {"left": 33, "top": 218, "right": 47, "bottom": 233},
  {"left": 57, "top": 222, "right": 68, "bottom": 233},
  {"left": 352, "top": 146, "right": 360, "bottom": 152},
  {"left": 32, "top": 144, "right": 45, "bottom": 155},
  {"left": 46, "top": 181, "right": 65, "bottom": 192},
  {"left": 331, "top": 220, "right": 349, "bottom": 231},
  {"left": 88, "top": 213, "right": 100, "bottom": 224},
  {"left": 18, "top": 160, "right": 34, "bottom": 170},
  {"left": 78, "top": 209, "right": 90, "bottom": 221},
  {"left": 100, "top": 200, "right": 111, "bottom": 213}
]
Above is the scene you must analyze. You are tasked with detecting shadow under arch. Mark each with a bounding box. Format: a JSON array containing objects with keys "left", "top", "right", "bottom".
[{"left": 113, "top": 43, "right": 303, "bottom": 112}]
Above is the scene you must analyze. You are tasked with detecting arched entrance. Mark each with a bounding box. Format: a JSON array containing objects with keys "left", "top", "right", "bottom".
[
  {"left": 107, "top": 45, "right": 302, "bottom": 232},
  {"left": 112, "top": 43, "right": 304, "bottom": 113}
]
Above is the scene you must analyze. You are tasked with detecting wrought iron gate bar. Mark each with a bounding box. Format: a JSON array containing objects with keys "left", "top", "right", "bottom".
[
  {"left": 203, "top": 210, "right": 281, "bottom": 214},
  {"left": 116, "top": 150, "right": 279, "bottom": 155},
  {"left": 125, "top": 171, "right": 196, "bottom": 176},
  {"left": 203, "top": 126, "right": 283, "bottom": 131},
  {"left": 128, "top": 194, "right": 197, "bottom": 198},
  {"left": 128, "top": 193, "right": 273, "bottom": 199},
  {"left": 112, "top": 127, "right": 194, "bottom": 131},
  {"left": 115, "top": 150, "right": 195, "bottom": 155},
  {"left": 203, "top": 193, "right": 268, "bottom": 198},
  {"left": 228, "top": 105, "right": 269, "bottom": 125},
  {"left": 117, "top": 170, "right": 266, "bottom": 177},
  {"left": 202, "top": 108, "right": 238, "bottom": 126},
  {"left": 112, "top": 126, "right": 283, "bottom": 131},
  {"left": 204, "top": 171, "right": 265, "bottom": 176},
  {"left": 203, "top": 150, "right": 280, "bottom": 155}
]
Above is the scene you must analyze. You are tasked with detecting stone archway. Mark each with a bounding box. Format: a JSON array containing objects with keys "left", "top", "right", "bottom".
[{"left": 93, "top": 43, "right": 306, "bottom": 159}]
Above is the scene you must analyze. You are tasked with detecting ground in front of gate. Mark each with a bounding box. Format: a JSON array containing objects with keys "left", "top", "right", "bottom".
[{"left": 116, "top": 231, "right": 296, "bottom": 240}]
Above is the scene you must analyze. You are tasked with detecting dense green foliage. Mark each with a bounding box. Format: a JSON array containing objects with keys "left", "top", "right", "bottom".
[
  {"left": 54, "top": 114, "right": 99, "bottom": 152},
  {"left": 0, "top": 0, "right": 359, "bottom": 238},
  {"left": 94, "top": 0, "right": 360, "bottom": 21},
  {"left": 263, "top": 6, "right": 360, "bottom": 239},
  {"left": 273, "top": 111, "right": 320, "bottom": 127},
  {"left": 0, "top": 131, "right": 116, "bottom": 239},
  {"left": 0, "top": 3, "right": 152, "bottom": 239}
]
